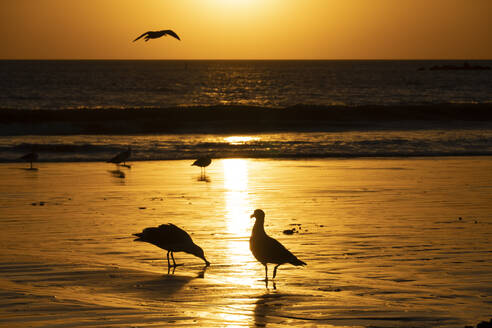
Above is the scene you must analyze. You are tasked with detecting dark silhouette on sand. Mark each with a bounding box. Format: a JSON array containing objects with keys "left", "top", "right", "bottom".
[
  {"left": 133, "top": 223, "right": 210, "bottom": 268},
  {"left": 107, "top": 147, "right": 131, "bottom": 167},
  {"left": 192, "top": 157, "right": 212, "bottom": 177},
  {"left": 250, "top": 209, "right": 306, "bottom": 281},
  {"left": 20, "top": 151, "right": 38, "bottom": 170},
  {"left": 133, "top": 29, "right": 181, "bottom": 42}
]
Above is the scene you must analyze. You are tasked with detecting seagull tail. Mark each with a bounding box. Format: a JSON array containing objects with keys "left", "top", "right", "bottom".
[
  {"left": 133, "top": 233, "right": 144, "bottom": 242},
  {"left": 291, "top": 258, "right": 307, "bottom": 266}
]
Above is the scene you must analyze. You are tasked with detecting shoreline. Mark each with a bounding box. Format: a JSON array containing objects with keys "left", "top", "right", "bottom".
[{"left": 3, "top": 153, "right": 492, "bottom": 164}]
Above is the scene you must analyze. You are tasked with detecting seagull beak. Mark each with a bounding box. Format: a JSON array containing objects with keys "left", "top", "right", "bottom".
[{"left": 250, "top": 213, "right": 255, "bottom": 218}]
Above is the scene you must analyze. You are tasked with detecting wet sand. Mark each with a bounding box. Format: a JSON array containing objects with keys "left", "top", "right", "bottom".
[{"left": 0, "top": 158, "right": 491, "bottom": 327}]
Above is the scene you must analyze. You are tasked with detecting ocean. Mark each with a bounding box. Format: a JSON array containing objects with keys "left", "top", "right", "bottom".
[{"left": 1, "top": 60, "right": 491, "bottom": 162}]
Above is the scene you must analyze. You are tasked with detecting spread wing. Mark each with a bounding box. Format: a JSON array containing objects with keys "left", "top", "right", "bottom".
[
  {"left": 162, "top": 29, "right": 181, "bottom": 41},
  {"left": 133, "top": 31, "right": 149, "bottom": 42}
]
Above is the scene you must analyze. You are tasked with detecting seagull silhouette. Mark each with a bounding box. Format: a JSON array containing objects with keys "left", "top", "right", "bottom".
[
  {"left": 250, "top": 209, "right": 306, "bottom": 281},
  {"left": 20, "top": 151, "right": 38, "bottom": 170},
  {"left": 107, "top": 147, "right": 131, "bottom": 167},
  {"left": 192, "top": 157, "right": 212, "bottom": 176},
  {"left": 134, "top": 223, "right": 210, "bottom": 268},
  {"left": 133, "top": 29, "right": 181, "bottom": 42}
]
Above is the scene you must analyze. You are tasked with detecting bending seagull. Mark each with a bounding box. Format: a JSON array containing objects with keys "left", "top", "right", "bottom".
[
  {"left": 192, "top": 156, "right": 212, "bottom": 176},
  {"left": 133, "top": 223, "right": 210, "bottom": 268},
  {"left": 107, "top": 147, "right": 131, "bottom": 167},
  {"left": 133, "top": 29, "right": 181, "bottom": 42},
  {"left": 250, "top": 209, "right": 306, "bottom": 281}
]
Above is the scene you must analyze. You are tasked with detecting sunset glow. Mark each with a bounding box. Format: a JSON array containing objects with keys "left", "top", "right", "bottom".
[{"left": 1, "top": 0, "right": 491, "bottom": 59}]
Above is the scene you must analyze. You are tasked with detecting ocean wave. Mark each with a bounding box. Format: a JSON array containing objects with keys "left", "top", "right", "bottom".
[
  {"left": 1, "top": 103, "right": 492, "bottom": 136},
  {"left": 2, "top": 129, "right": 492, "bottom": 162}
]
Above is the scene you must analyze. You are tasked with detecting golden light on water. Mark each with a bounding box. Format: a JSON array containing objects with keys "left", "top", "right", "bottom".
[
  {"left": 223, "top": 159, "right": 250, "bottom": 235},
  {"left": 224, "top": 136, "right": 260, "bottom": 145},
  {"left": 222, "top": 159, "right": 257, "bottom": 286}
]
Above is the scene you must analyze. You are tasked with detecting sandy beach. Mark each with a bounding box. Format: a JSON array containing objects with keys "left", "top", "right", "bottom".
[{"left": 1, "top": 157, "right": 491, "bottom": 327}]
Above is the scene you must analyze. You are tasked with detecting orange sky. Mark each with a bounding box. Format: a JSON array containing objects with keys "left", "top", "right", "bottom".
[{"left": 1, "top": 0, "right": 491, "bottom": 59}]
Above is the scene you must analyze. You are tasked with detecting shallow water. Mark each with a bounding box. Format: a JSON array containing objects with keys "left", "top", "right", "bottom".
[
  {"left": 0, "top": 158, "right": 491, "bottom": 327},
  {"left": 2, "top": 129, "right": 492, "bottom": 162}
]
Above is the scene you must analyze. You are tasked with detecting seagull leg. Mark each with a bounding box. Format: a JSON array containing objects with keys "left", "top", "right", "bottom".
[
  {"left": 171, "top": 252, "right": 176, "bottom": 267},
  {"left": 264, "top": 264, "right": 268, "bottom": 281},
  {"left": 169, "top": 252, "right": 183, "bottom": 267},
  {"left": 273, "top": 264, "right": 280, "bottom": 279},
  {"left": 166, "top": 251, "right": 171, "bottom": 267}
]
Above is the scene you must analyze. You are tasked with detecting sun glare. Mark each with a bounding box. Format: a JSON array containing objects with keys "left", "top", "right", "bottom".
[
  {"left": 222, "top": 158, "right": 257, "bottom": 286},
  {"left": 223, "top": 159, "right": 250, "bottom": 236},
  {"left": 224, "top": 136, "right": 259, "bottom": 145},
  {"left": 214, "top": 0, "right": 257, "bottom": 9}
]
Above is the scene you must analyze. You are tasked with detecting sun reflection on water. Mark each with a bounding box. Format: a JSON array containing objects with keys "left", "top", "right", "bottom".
[
  {"left": 223, "top": 159, "right": 250, "bottom": 236},
  {"left": 222, "top": 159, "right": 256, "bottom": 286},
  {"left": 224, "top": 136, "right": 260, "bottom": 145}
]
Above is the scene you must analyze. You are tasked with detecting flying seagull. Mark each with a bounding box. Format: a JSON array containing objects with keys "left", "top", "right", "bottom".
[
  {"left": 133, "top": 223, "right": 210, "bottom": 268},
  {"left": 250, "top": 209, "right": 306, "bottom": 281},
  {"left": 133, "top": 29, "right": 181, "bottom": 42}
]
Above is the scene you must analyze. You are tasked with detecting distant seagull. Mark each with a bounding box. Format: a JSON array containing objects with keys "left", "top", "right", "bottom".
[
  {"left": 133, "top": 29, "right": 181, "bottom": 42},
  {"left": 20, "top": 151, "right": 38, "bottom": 170},
  {"left": 107, "top": 147, "right": 131, "bottom": 167},
  {"left": 250, "top": 209, "right": 306, "bottom": 281},
  {"left": 133, "top": 223, "right": 210, "bottom": 268},
  {"left": 192, "top": 157, "right": 212, "bottom": 176}
]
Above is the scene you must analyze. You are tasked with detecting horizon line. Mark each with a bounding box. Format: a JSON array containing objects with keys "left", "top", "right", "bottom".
[{"left": 1, "top": 58, "right": 492, "bottom": 61}]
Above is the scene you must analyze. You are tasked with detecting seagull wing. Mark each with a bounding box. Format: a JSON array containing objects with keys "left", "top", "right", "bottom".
[
  {"left": 158, "top": 224, "right": 193, "bottom": 244},
  {"left": 263, "top": 235, "right": 306, "bottom": 265},
  {"left": 162, "top": 29, "right": 181, "bottom": 41},
  {"left": 20, "top": 152, "right": 38, "bottom": 161},
  {"left": 133, "top": 31, "right": 149, "bottom": 42}
]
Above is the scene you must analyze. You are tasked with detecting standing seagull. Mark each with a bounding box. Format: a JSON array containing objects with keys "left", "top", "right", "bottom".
[
  {"left": 133, "top": 223, "right": 210, "bottom": 268},
  {"left": 20, "top": 151, "right": 38, "bottom": 170},
  {"left": 192, "top": 157, "right": 212, "bottom": 176},
  {"left": 133, "top": 29, "right": 181, "bottom": 42},
  {"left": 107, "top": 147, "right": 131, "bottom": 168},
  {"left": 250, "top": 209, "right": 306, "bottom": 281}
]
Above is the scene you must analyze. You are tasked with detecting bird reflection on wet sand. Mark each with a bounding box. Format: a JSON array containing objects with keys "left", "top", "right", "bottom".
[
  {"left": 108, "top": 169, "right": 125, "bottom": 179},
  {"left": 196, "top": 174, "right": 211, "bottom": 182},
  {"left": 254, "top": 293, "right": 283, "bottom": 327},
  {"left": 166, "top": 264, "right": 208, "bottom": 278}
]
